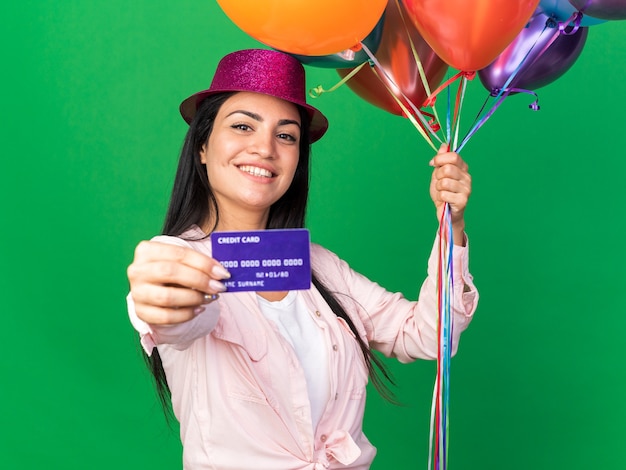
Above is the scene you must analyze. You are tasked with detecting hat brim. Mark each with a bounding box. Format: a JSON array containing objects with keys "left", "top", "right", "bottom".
[{"left": 179, "top": 90, "right": 328, "bottom": 143}]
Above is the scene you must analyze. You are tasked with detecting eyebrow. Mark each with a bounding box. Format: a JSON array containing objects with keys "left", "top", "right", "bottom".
[{"left": 227, "top": 110, "right": 301, "bottom": 128}]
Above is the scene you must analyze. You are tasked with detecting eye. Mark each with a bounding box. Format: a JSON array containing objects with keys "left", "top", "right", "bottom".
[
  {"left": 277, "top": 132, "right": 299, "bottom": 143},
  {"left": 231, "top": 123, "right": 252, "bottom": 132}
]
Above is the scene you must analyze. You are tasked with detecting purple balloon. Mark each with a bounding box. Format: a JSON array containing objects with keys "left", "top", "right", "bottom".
[
  {"left": 569, "top": 0, "right": 626, "bottom": 20},
  {"left": 478, "top": 12, "right": 588, "bottom": 94}
]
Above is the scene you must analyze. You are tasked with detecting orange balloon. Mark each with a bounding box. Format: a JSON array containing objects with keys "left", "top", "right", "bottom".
[
  {"left": 338, "top": 0, "right": 447, "bottom": 117},
  {"left": 402, "top": 0, "right": 540, "bottom": 71},
  {"left": 216, "top": 0, "right": 388, "bottom": 56}
]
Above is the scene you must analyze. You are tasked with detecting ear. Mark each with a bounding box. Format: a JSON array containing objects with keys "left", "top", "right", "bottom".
[{"left": 199, "top": 143, "right": 208, "bottom": 164}]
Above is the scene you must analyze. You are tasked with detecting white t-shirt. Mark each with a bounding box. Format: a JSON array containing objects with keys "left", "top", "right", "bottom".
[{"left": 257, "top": 291, "right": 330, "bottom": 431}]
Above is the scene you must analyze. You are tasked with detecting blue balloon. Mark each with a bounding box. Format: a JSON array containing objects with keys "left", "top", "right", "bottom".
[
  {"left": 570, "top": 0, "right": 626, "bottom": 20},
  {"left": 539, "top": 0, "right": 607, "bottom": 25}
]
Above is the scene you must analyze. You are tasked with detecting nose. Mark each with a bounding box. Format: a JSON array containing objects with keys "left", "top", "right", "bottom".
[{"left": 248, "top": 128, "right": 275, "bottom": 159}]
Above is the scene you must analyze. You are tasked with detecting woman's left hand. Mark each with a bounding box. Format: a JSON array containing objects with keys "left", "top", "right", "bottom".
[{"left": 429, "top": 144, "right": 472, "bottom": 245}]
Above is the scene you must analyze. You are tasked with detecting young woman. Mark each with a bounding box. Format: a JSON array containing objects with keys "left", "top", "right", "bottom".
[{"left": 127, "top": 48, "right": 478, "bottom": 469}]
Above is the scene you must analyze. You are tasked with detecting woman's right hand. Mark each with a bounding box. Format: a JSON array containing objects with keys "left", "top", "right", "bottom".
[{"left": 127, "top": 241, "right": 230, "bottom": 325}]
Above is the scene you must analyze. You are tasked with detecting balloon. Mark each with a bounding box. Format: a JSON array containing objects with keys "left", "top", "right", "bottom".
[
  {"left": 569, "top": 0, "right": 626, "bottom": 20},
  {"left": 338, "top": 0, "right": 448, "bottom": 117},
  {"left": 215, "top": 0, "right": 388, "bottom": 56},
  {"left": 539, "top": 0, "right": 607, "bottom": 25},
  {"left": 478, "top": 12, "right": 588, "bottom": 93},
  {"left": 402, "top": 0, "right": 540, "bottom": 71},
  {"left": 288, "top": 13, "right": 385, "bottom": 69}
]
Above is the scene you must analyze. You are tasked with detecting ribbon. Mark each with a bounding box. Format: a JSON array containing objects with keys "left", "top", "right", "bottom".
[
  {"left": 308, "top": 62, "right": 367, "bottom": 99},
  {"left": 359, "top": 42, "right": 443, "bottom": 151},
  {"left": 393, "top": 0, "right": 445, "bottom": 136},
  {"left": 427, "top": 197, "right": 455, "bottom": 470}
]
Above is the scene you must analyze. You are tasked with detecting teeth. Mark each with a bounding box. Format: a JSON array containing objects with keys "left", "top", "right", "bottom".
[{"left": 239, "top": 165, "right": 273, "bottom": 178}]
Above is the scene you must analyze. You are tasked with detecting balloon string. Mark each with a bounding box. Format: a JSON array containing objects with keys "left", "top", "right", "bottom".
[
  {"left": 393, "top": 0, "right": 445, "bottom": 134},
  {"left": 429, "top": 71, "right": 473, "bottom": 150},
  {"left": 368, "top": 66, "right": 438, "bottom": 150},
  {"left": 360, "top": 42, "right": 442, "bottom": 150},
  {"left": 455, "top": 12, "right": 581, "bottom": 152},
  {"left": 429, "top": 201, "right": 454, "bottom": 470},
  {"left": 508, "top": 88, "right": 540, "bottom": 110},
  {"left": 452, "top": 75, "right": 470, "bottom": 150},
  {"left": 422, "top": 110, "right": 441, "bottom": 132},
  {"left": 443, "top": 202, "right": 454, "bottom": 470},
  {"left": 423, "top": 71, "right": 475, "bottom": 109},
  {"left": 426, "top": 70, "right": 475, "bottom": 151},
  {"left": 445, "top": 75, "right": 452, "bottom": 145},
  {"left": 308, "top": 62, "right": 367, "bottom": 98},
  {"left": 360, "top": 42, "right": 443, "bottom": 146}
]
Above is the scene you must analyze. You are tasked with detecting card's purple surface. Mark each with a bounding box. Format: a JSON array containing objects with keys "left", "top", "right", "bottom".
[{"left": 211, "top": 229, "right": 311, "bottom": 292}]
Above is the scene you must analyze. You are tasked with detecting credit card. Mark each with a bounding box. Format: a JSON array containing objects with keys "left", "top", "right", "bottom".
[{"left": 210, "top": 229, "right": 311, "bottom": 292}]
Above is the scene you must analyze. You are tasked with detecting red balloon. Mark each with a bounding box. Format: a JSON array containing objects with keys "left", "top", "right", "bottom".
[
  {"left": 338, "top": 0, "right": 448, "bottom": 117},
  {"left": 403, "top": 0, "right": 540, "bottom": 71}
]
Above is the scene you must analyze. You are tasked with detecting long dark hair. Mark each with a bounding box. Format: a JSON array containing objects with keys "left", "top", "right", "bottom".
[{"left": 147, "top": 92, "right": 396, "bottom": 419}]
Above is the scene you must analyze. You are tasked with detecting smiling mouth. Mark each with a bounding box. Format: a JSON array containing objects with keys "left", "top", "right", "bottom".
[{"left": 238, "top": 165, "right": 275, "bottom": 178}]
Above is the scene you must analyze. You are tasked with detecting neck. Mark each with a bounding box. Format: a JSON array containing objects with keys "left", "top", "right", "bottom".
[{"left": 203, "top": 207, "right": 269, "bottom": 233}]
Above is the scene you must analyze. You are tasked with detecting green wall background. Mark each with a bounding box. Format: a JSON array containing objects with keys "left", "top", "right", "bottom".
[{"left": 2, "top": 1, "right": 625, "bottom": 468}]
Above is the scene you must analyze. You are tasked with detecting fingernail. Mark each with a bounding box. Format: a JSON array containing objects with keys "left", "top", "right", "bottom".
[
  {"left": 212, "top": 264, "right": 231, "bottom": 279},
  {"left": 194, "top": 306, "right": 206, "bottom": 315},
  {"left": 209, "top": 279, "right": 227, "bottom": 292},
  {"left": 202, "top": 293, "right": 218, "bottom": 304},
  {"left": 429, "top": 159, "right": 435, "bottom": 167}
]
